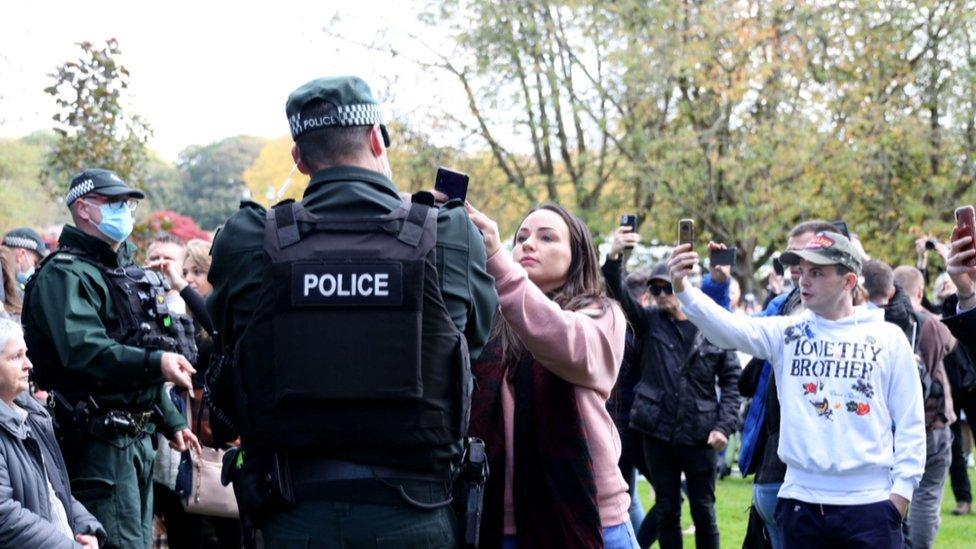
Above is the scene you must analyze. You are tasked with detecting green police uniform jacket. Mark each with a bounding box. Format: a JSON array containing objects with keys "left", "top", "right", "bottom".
[
  {"left": 23, "top": 225, "right": 187, "bottom": 433},
  {"left": 206, "top": 166, "right": 497, "bottom": 468}
]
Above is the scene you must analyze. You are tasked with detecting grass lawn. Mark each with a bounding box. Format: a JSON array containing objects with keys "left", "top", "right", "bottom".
[{"left": 636, "top": 467, "right": 976, "bottom": 548}]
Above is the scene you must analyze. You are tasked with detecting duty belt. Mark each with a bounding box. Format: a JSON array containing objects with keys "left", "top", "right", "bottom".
[
  {"left": 287, "top": 456, "right": 453, "bottom": 509},
  {"left": 90, "top": 410, "right": 155, "bottom": 438}
]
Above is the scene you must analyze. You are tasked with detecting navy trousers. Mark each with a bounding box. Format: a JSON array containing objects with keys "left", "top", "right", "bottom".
[{"left": 775, "top": 498, "right": 903, "bottom": 548}]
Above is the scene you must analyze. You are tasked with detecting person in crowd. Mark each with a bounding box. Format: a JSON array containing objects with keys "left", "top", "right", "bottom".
[
  {"left": 149, "top": 237, "right": 241, "bottom": 547},
  {"left": 938, "top": 223, "right": 976, "bottom": 520},
  {"left": 889, "top": 265, "right": 956, "bottom": 548},
  {"left": 669, "top": 231, "right": 925, "bottom": 548},
  {"left": 2, "top": 228, "right": 48, "bottom": 292},
  {"left": 0, "top": 317, "right": 105, "bottom": 548},
  {"left": 146, "top": 235, "right": 188, "bottom": 314},
  {"left": 0, "top": 247, "right": 23, "bottom": 321},
  {"left": 21, "top": 169, "right": 200, "bottom": 548},
  {"left": 603, "top": 227, "right": 740, "bottom": 549},
  {"left": 205, "top": 76, "right": 496, "bottom": 545},
  {"left": 938, "top": 270, "right": 976, "bottom": 517},
  {"left": 601, "top": 260, "right": 651, "bottom": 535},
  {"left": 915, "top": 236, "right": 951, "bottom": 314},
  {"left": 465, "top": 202, "right": 637, "bottom": 548},
  {"left": 863, "top": 259, "right": 895, "bottom": 309},
  {"left": 737, "top": 220, "right": 838, "bottom": 549}
]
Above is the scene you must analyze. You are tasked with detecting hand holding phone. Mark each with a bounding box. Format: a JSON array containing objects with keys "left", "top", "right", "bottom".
[
  {"left": 620, "top": 214, "right": 638, "bottom": 250},
  {"left": 709, "top": 247, "right": 737, "bottom": 267},
  {"left": 948, "top": 206, "right": 976, "bottom": 306}
]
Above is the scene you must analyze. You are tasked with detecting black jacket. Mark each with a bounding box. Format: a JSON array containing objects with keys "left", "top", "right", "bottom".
[
  {"left": 942, "top": 295, "right": 976, "bottom": 396},
  {"left": 603, "top": 258, "right": 741, "bottom": 445}
]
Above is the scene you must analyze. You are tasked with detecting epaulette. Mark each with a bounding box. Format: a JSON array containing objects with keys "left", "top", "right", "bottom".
[
  {"left": 238, "top": 200, "right": 267, "bottom": 212},
  {"left": 52, "top": 253, "right": 75, "bottom": 263}
]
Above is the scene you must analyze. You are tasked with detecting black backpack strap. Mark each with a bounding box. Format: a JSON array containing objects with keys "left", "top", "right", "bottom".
[
  {"left": 397, "top": 192, "right": 435, "bottom": 247},
  {"left": 273, "top": 200, "right": 302, "bottom": 249}
]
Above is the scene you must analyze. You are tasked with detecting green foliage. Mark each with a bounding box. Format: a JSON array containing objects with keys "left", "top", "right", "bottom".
[
  {"left": 404, "top": 0, "right": 976, "bottom": 289},
  {"left": 41, "top": 39, "right": 151, "bottom": 198},
  {"left": 167, "top": 136, "right": 268, "bottom": 229},
  {"left": 0, "top": 133, "right": 66, "bottom": 230}
]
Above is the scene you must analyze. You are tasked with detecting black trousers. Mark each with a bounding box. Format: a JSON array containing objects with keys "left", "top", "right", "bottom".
[
  {"left": 776, "top": 498, "right": 902, "bottom": 548},
  {"left": 949, "top": 390, "right": 976, "bottom": 504},
  {"left": 643, "top": 437, "right": 719, "bottom": 549}
]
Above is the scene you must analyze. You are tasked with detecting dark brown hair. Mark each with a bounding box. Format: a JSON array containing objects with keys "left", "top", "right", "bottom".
[
  {"left": 493, "top": 203, "right": 610, "bottom": 368},
  {"left": 0, "top": 247, "right": 23, "bottom": 315},
  {"left": 789, "top": 220, "right": 837, "bottom": 239}
]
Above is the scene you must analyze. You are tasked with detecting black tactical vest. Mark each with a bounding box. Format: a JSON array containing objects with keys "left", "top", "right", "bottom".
[
  {"left": 234, "top": 195, "right": 472, "bottom": 454},
  {"left": 25, "top": 250, "right": 198, "bottom": 393}
]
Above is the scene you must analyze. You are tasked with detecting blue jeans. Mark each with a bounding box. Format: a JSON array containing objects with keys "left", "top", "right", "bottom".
[
  {"left": 625, "top": 467, "right": 646, "bottom": 531},
  {"left": 502, "top": 522, "right": 639, "bottom": 549},
  {"left": 753, "top": 482, "right": 783, "bottom": 549}
]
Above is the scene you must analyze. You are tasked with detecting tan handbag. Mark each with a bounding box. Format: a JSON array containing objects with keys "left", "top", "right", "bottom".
[
  {"left": 183, "top": 397, "right": 239, "bottom": 518},
  {"left": 185, "top": 446, "right": 239, "bottom": 518}
]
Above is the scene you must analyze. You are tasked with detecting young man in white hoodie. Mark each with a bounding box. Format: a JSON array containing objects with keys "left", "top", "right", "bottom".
[{"left": 668, "top": 231, "right": 926, "bottom": 548}]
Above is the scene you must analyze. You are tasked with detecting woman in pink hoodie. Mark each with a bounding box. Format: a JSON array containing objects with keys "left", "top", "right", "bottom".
[{"left": 465, "top": 202, "right": 636, "bottom": 549}]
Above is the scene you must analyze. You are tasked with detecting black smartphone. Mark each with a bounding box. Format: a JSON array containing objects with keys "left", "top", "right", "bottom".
[
  {"left": 434, "top": 167, "right": 470, "bottom": 202},
  {"left": 831, "top": 219, "right": 850, "bottom": 238},
  {"left": 710, "top": 247, "right": 737, "bottom": 266},
  {"left": 678, "top": 219, "right": 695, "bottom": 247},
  {"left": 620, "top": 214, "right": 638, "bottom": 231}
]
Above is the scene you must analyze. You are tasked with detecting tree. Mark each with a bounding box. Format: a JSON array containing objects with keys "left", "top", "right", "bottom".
[
  {"left": 41, "top": 39, "right": 151, "bottom": 197},
  {"left": 172, "top": 136, "right": 267, "bottom": 229},
  {"left": 243, "top": 136, "right": 308, "bottom": 205},
  {"left": 0, "top": 133, "right": 66, "bottom": 230}
]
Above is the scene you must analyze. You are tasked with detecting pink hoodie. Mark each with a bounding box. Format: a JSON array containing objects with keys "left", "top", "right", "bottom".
[{"left": 486, "top": 250, "right": 631, "bottom": 533}]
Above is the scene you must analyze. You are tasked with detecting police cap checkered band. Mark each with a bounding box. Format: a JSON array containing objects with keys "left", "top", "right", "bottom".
[
  {"left": 65, "top": 179, "right": 95, "bottom": 205},
  {"left": 65, "top": 168, "right": 145, "bottom": 206},
  {"left": 2, "top": 227, "right": 48, "bottom": 255},
  {"left": 3, "top": 236, "right": 39, "bottom": 251},
  {"left": 286, "top": 76, "right": 387, "bottom": 139},
  {"left": 288, "top": 103, "right": 383, "bottom": 139}
]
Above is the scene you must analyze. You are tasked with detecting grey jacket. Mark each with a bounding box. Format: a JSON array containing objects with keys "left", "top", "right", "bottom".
[{"left": 0, "top": 393, "right": 105, "bottom": 548}]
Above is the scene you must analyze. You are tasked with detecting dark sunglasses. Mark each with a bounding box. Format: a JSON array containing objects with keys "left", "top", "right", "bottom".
[{"left": 649, "top": 284, "right": 673, "bottom": 296}]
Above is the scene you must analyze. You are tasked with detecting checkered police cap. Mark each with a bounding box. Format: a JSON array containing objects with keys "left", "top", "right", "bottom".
[
  {"left": 2, "top": 227, "right": 48, "bottom": 255},
  {"left": 64, "top": 169, "right": 145, "bottom": 206},
  {"left": 285, "top": 76, "right": 387, "bottom": 140}
]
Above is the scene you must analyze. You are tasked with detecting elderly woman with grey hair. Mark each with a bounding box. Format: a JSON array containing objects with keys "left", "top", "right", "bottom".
[{"left": 0, "top": 318, "right": 105, "bottom": 547}]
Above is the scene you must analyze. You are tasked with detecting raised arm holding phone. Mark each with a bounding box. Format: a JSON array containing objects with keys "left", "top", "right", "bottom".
[{"left": 668, "top": 229, "right": 924, "bottom": 549}]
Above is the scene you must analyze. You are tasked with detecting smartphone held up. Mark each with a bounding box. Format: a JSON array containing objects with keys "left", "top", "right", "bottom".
[
  {"left": 434, "top": 167, "right": 470, "bottom": 202},
  {"left": 678, "top": 219, "right": 695, "bottom": 248},
  {"left": 955, "top": 205, "right": 976, "bottom": 267}
]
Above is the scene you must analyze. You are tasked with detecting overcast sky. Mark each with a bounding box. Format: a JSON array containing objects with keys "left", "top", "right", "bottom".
[{"left": 0, "top": 0, "right": 461, "bottom": 159}]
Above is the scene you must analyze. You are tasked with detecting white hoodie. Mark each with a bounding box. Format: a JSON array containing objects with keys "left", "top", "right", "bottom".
[{"left": 677, "top": 286, "right": 925, "bottom": 504}]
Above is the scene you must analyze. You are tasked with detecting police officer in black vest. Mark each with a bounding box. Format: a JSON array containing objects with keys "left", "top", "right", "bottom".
[{"left": 205, "top": 76, "right": 497, "bottom": 546}]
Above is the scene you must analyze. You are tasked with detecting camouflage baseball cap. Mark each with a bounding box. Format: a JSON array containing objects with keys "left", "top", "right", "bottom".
[
  {"left": 285, "top": 76, "right": 389, "bottom": 145},
  {"left": 780, "top": 231, "right": 862, "bottom": 275}
]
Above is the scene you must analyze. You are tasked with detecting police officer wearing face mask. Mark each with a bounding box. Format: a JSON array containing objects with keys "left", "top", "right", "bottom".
[
  {"left": 206, "top": 76, "right": 497, "bottom": 546},
  {"left": 2, "top": 227, "right": 48, "bottom": 292},
  {"left": 21, "top": 168, "right": 203, "bottom": 548}
]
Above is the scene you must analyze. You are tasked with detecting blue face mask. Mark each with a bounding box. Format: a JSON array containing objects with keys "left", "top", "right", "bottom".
[
  {"left": 16, "top": 269, "right": 33, "bottom": 285},
  {"left": 95, "top": 203, "right": 135, "bottom": 242}
]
